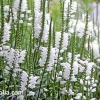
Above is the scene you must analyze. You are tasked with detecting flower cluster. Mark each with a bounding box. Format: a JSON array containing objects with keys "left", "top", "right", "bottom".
[{"left": 0, "top": 0, "right": 100, "bottom": 100}]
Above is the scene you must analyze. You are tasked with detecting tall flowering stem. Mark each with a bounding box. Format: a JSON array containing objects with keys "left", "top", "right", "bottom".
[
  {"left": 37, "top": 18, "right": 52, "bottom": 99},
  {"left": 0, "top": 0, "right": 4, "bottom": 44},
  {"left": 33, "top": 0, "right": 46, "bottom": 69},
  {"left": 0, "top": 0, "right": 5, "bottom": 90},
  {"left": 81, "top": 10, "right": 89, "bottom": 59},
  {"left": 14, "top": 0, "right": 22, "bottom": 49}
]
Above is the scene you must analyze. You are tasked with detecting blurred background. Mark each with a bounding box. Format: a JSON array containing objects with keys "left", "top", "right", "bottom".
[{"left": 50, "top": 0, "right": 100, "bottom": 27}]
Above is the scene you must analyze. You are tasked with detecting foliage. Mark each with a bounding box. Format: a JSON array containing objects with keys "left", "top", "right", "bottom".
[{"left": 0, "top": 0, "right": 100, "bottom": 100}]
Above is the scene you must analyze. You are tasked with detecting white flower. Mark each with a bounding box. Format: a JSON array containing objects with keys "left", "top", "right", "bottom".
[
  {"left": 61, "top": 62, "right": 71, "bottom": 80},
  {"left": 20, "top": 86, "right": 26, "bottom": 92},
  {"left": 71, "top": 75, "right": 77, "bottom": 82},
  {"left": 45, "top": 13, "right": 50, "bottom": 21},
  {"left": 39, "top": 47, "right": 48, "bottom": 66},
  {"left": 75, "top": 95, "right": 81, "bottom": 100},
  {"left": 4, "top": 5, "right": 9, "bottom": 18},
  {"left": 84, "top": 43, "right": 89, "bottom": 50},
  {"left": 20, "top": 71, "right": 28, "bottom": 92},
  {"left": 2, "top": 46, "right": 10, "bottom": 50},
  {"left": 13, "top": 0, "right": 20, "bottom": 12},
  {"left": 91, "top": 88, "right": 96, "bottom": 92},
  {"left": 21, "top": 0, "right": 27, "bottom": 12},
  {"left": 69, "top": 88, "right": 74, "bottom": 95},
  {"left": 55, "top": 32, "right": 61, "bottom": 48},
  {"left": 21, "top": 71, "right": 28, "bottom": 79},
  {"left": 67, "top": 52, "right": 72, "bottom": 63},
  {"left": 90, "top": 40, "right": 99, "bottom": 58},
  {"left": 64, "top": 0, "right": 70, "bottom": 20},
  {"left": 86, "top": 76, "right": 90, "bottom": 80},
  {"left": 59, "top": 57, "right": 63, "bottom": 61},
  {"left": 0, "top": 51, "right": 3, "bottom": 56},
  {"left": 2, "top": 23, "right": 11, "bottom": 44},
  {"left": 56, "top": 77, "right": 62, "bottom": 82},
  {"left": 59, "top": 71, "right": 62, "bottom": 75},
  {"left": 41, "top": 23, "right": 49, "bottom": 42},
  {"left": 76, "top": 93, "right": 82, "bottom": 97},
  {"left": 34, "top": 0, "right": 41, "bottom": 11},
  {"left": 54, "top": 48, "right": 59, "bottom": 63},
  {"left": 46, "top": 67, "right": 53, "bottom": 72},
  {"left": 27, "top": 23, "right": 32, "bottom": 26},
  {"left": 80, "top": 79, "right": 83, "bottom": 85},
  {"left": 34, "top": 0, "right": 42, "bottom": 39},
  {"left": 41, "top": 13, "right": 50, "bottom": 42},
  {"left": 86, "top": 22, "right": 94, "bottom": 37},
  {"left": 6, "top": 49, "right": 26, "bottom": 65},
  {"left": 6, "top": 48, "right": 15, "bottom": 66},
  {"left": 71, "top": 1, "right": 77, "bottom": 15},
  {"left": 92, "top": 83, "right": 97, "bottom": 87},
  {"left": 28, "top": 84, "right": 36, "bottom": 89},
  {"left": 13, "top": 12, "right": 17, "bottom": 21},
  {"left": 85, "top": 80, "right": 90, "bottom": 85},
  {"left": 79, "top": 65, "right": 85, "bottom": 72},
  {"left": 75, "top": 93, "right": 82, "bottom": 99},
  {"left": 18, "top": 95, "right": 24, "bottom": 100},
  {"left": 19, "top": 20, "right": 23, "bottom": 24},
  {"left": 83, "top": 96, "right": 86, "bottom": 100},
  {"left": 28, "top": 76, "right": 38, "bottom": 89},
  {"left": 97, "top": 59, "right": 100, "bottom": 63},
  {"left": 72, "top": 61, "right": 79, "bottom": 75},
  {"left": 5, "top": 66, "right": 10, "bottom": 71},
  {"left": 48, "top": 48, "right": 56, "bottom": 67},
  {"left": 12, "top": 73, "right": 17, "bottom": 77},
  {"left": 84, "top": 87, "right": 87, "bottom": 91},
  {"left": 20, "top": 14, "right": 24, "bottom": 18},
  {"left": 61, "top": 87, "right": 68, "bottom": 94},
  {"left": 34, "top": 12, "right": 42, "bottom": 38},
  {"left": 28, "top": 91, "right": 35, "bottom": 96},
  {"left": 60, "top": 81, "right": 66, "bottom": 85},
  {"left": 4, "top": 69, "right": 9, "bottom": 74},
  {"left": 61, "top": 33, "right": 69, "bottom": 51},
  {"left": 28, "top": 17, "right": 33, "bottom": 21},
  {"left": 4, "top": 5, "right": 9, "bottom": 12},
  {"left": 86, "top": 62, "right": 95, "bottom": 76},
  {"left": 64, "top": 0, "right": 77, "bottom": 19},
  {"left": 26, "top": 10, "right": 31, "bottom": 14},
  {"left": 76, "top": 20, "right": 85, "bottom": 38},
  {"left": 18, "top": 50, "right": 26, "bottom": 63},
  {"left": 43, "top": 88, "right": 49, "bottom": 92}
]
